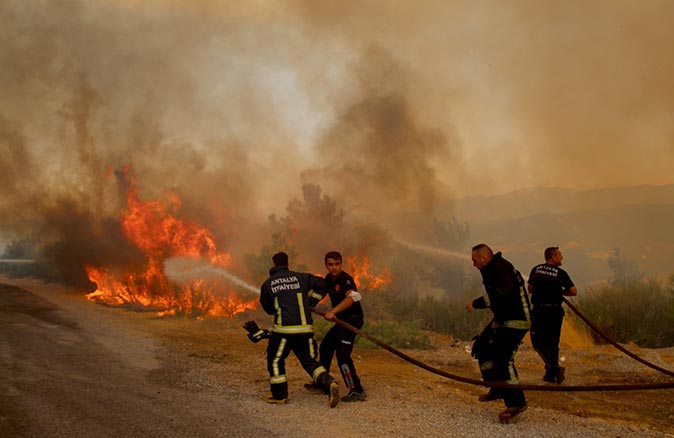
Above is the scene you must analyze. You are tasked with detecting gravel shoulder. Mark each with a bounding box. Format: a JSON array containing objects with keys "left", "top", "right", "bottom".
[{"left": 2, "top": 277, "right": 673, "bottom": 438}]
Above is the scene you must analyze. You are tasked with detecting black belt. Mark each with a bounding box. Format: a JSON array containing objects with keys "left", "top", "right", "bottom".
[{"left": 534, "top": 303, "right": 562, "bottom": 308}]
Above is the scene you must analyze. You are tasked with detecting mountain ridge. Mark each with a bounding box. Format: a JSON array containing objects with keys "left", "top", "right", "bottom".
[{"left": 446, "top": 183, "right": 674, "bottom": 224}]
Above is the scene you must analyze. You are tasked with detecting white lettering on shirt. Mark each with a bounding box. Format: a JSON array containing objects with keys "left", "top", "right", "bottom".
[
  {"left": 270, "top": 276, "right": 301, "bottom": 294},
  {"left": 533, "top": 265, "right": 559, "bottom": 278}
]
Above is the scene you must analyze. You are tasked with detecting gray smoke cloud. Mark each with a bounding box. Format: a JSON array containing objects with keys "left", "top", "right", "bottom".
[
  {"left": 301, "top": 45, "right": 456, "bottom": 237},
  {"left": 1, "top": 0, "right": 673, "bottom": 283},
  {"left": 290, "top": 0, "right": 674, "bottom": 193}
]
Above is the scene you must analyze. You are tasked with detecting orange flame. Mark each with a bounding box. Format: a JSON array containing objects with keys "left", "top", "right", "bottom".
[
  {"left": 346, "top": 255, "right": 392, "bottom": 291},
  {"left": 85, "top": 173, "right": 256, "bottom": 317},
  {"left": 123, "top": 182, "right": 231, "bottom": 266}
]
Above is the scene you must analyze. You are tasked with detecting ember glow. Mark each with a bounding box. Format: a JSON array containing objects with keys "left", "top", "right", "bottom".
[
  {"left": 85, "top": 174, "right": 257, "bottom": 318},
  {"left": 347, "top": 256, "right": 392, "bottom": 291}
]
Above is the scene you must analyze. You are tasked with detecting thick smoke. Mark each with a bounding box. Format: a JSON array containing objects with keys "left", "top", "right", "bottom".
[
  {"left": 290, "top": 0, "right": 674, "bottom": 192},
  {"left": 302, "top": 46, "right": 455, "bottom": 239},
  {"left": 0, "top": 2, "right": 239, "bottom": 282},
  {"left": 1, "top": 1, "right": 673, "bottom": 285}
]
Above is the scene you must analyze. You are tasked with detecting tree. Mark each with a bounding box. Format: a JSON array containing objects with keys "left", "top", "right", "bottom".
[
  {"left": 607, "top": 248, "right": 643, "bottom": 285},
  {"left": 243, "top": 233, "right": 307, "bottom": 284},
  {"left": 271, "top": 183, "right": 345, "bottom": 264}
]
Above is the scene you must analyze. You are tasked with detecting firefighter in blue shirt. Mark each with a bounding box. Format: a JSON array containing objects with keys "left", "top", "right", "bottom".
[{"left": 527, "top": 246, "right": 577, "bottom": 384}]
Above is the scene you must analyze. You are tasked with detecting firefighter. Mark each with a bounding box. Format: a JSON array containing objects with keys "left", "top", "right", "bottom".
[
  {"left": 527, "top": 246, "right": 577, "bottom": 384},
  {"left": 309, "top": 251, "right": 367, "bottom": 402},
  {"left": 466, "top": 244, "right": 531, "bottom": 424},
  {"left": 259, "top": 251, "right": 340, "bottom": 407}
]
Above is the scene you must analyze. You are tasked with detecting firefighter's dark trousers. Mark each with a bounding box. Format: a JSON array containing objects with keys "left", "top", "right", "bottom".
[
  {"left": 477, "top": 327, "right": 528, "bottom": 408},
  {"left": 530, "top": 305, "right": 564, "bottom": 378},
  {"left": 266, "top": 332, "right": 333, "bottom": 399},
  {"left": 319, "top": 315, "right": 364, "bottom": 392}
]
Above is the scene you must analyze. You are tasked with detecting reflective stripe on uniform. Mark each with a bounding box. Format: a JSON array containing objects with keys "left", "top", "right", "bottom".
[
  {"left": 308, "top": 337, "right": 316, "bottom": 358},
  {"left": 492, "top": 320, "right": 531, "bottom": 330},
  {"left": 271, "top": 337, "right": 287, "bottom": 377},
  {"left": 274, "top": 296, "right": 281, "bottom": 325},
  {"left": 502, "top": 320, "right": 531, "bottom": 330},
  {"left": 312, "top": 366, "right": 327, "bottom": 381},
  {"left": 297, "top": 292, "right": 307, "bottom": 325},
  {"left": 480, "top": 360, "right": 494, "bottom": 371},
  {"left": 519, "top": 284, "right": 531, "bottom": 322},
  {"left": 309, "top": 290, "right": 324, "bottom": 300},
  {"left": 507, "top": 357, "right": 519, "bottom": 383},
  {"left": 273, "top": 324, "right": 314, "bottom": 334},
  {"left": 270, "top": 374, "right": 287, "bottom": 384}
]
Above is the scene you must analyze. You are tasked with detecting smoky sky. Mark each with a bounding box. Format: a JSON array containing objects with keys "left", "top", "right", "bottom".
[
  {"left": 304, "top": 45, "right": 454, "bottom": 224},
  {"left": 1, "top": 0, "right": 674, "bottom": 269}
]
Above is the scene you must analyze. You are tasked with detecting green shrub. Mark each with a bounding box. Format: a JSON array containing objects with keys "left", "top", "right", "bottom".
[
  {"left": 576, "top": 277, "right": 674, "bottom": 348},
  {"left": 415, "top": 295, "right": 491, "bottom": 341},
  {"left": 312, "top": 316, "right": 435, "bottom": 350},
  {"left": 357, "top": 288, "right": 491, "bottom": 343},
  {"left": 357, "top": 319, "right": 436, "bottom": 350}
]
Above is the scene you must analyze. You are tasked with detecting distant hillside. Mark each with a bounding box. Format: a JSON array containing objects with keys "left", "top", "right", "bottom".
[
  {"left": 447, "top": 184, "right": 674, "bottom": 224},
  {"left": 472, "top": 203, "right": 674, "bottom": 285},
  {"left": 438, "top": 184, "right": 674, "bottom": 286}
]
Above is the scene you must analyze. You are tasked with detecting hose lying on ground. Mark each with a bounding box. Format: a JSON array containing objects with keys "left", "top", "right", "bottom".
[
  {"left": 311, "top": 308, "right": 674, "bottom": 392},
  {"left": 562, "top": 296, "right": 674, "bottom": 378}
]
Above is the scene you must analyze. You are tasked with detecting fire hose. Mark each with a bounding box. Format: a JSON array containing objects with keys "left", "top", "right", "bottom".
[
  {"left": 310, "top": 307, "right": 674, "bottom": 391},
  {"left": 561, "top": 296, "right": 674, "bottom": 378}
]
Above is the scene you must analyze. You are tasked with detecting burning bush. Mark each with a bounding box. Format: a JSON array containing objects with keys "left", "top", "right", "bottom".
[{"left": 84, "top": 171, "right": 256, "bottom": 318}]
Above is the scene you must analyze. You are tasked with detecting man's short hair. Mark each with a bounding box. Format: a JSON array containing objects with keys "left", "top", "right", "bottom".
[
  {"left": 272, "top": 251, "right": 289, "bottom": 267},
  {"left": 324, "top": 251, "right": 342, "bottom": 264},
  {"left": 544, "top": 247, "right": 559, "bottom": 261},
  {"left": 471, "top": 243, "right": 493, "bottom": 256}
]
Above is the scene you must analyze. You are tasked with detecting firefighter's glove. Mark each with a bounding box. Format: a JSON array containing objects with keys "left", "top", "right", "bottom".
[
  {"left": 471, "top": 333, "right": 491, "bottom": 360},
  {"left": 470, "top": 335, "right": 482, "bottom": 359},
  {"left": 243, "top": 320, "right": 270, "bottom": 343},
  {"left": 471, "top": 323, "right": 496, "bottom": 360}
]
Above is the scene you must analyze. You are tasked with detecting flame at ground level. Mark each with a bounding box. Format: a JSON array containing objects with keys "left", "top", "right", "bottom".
[
  {"left": 85, "top": 263, "right": 257, "bottom": 318},
  {"left": 83, "top": 171, "right": 396, "bottom": 317},
  {"left": 84, "top": 171, "right": 257, "bottom": 318}
]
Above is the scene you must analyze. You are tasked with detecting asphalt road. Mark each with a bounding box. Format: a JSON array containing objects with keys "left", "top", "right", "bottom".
[{"left": 0, "top": 282, "right": 271, "bottom": 438}]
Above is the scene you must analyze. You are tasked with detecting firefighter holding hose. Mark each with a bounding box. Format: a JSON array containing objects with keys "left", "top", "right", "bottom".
[
  {"left": 250, "top": 251, "right": 340, "bottom": 407},
  {"left": 309, "top": 251, "right": 367, "bottom": 402}
]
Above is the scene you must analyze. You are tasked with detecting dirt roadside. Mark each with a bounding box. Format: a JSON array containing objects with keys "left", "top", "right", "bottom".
[{"left": 2, "top": 277, "right": 673, "bottom": 438}]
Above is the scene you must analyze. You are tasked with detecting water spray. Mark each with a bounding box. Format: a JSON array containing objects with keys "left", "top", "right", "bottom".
[
  {"left": 164, "top": 257, "right": 260, "bottom": 294},
  {"left": 394, "top": 239, "right": 470, "bottom": 260}
]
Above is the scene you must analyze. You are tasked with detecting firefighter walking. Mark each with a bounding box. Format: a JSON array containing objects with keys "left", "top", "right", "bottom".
[{"left": 467, "top": 244, "right": 531, "bottom": 424}]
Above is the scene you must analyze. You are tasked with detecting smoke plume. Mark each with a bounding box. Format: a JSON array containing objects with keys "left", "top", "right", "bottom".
[{"left": 1, "top": 1, "right": 673, "bottom": 284}]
